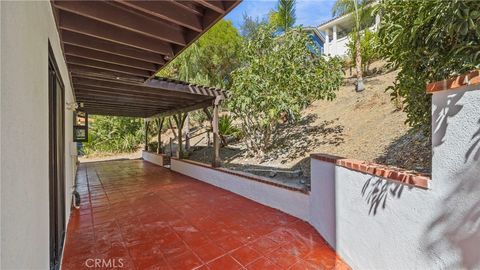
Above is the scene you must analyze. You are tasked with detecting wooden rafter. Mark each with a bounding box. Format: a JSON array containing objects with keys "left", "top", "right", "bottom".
[
  {"left": 66, "top": 55, "right": 151, "bottom": 78},
  {"left": 62, "top": 31, "right": 166, "bottom": 64},
  {"left": 64, "top": 44, "right": 157, "bottom": 71},
  {"left": 54, "top": 1, "right": 186, "bottom": 46},
  {"left": 195, "top": 0, "right": 225, "bottom": 14},
  {"left": 59, "top": 11, "right": 174, "bottom": 56},
  {"left": 51, "top": 0, "right": 241, "bottom": 118},
  {"left": 116, "top": 1, "right": 203, "bottom": 32}
]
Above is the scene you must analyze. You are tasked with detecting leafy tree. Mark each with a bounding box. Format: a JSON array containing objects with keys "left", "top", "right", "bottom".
[
  {"left": 82, "top": 116, "right": 144, "bottom": 154},
  {"left": 346, "top": 28, "right": 379, "bottom": 73},
  {"left": 332, "top": 0, "right": 373, "bottom": 91},
  {"left": 228, "top": 25, "right": 343, "bottom": 154},
  {"left": 270, "top": 0, "right": 296, "bottom": 32},
  {"left": 378, "top": 0, "right": 480, "bottom": 133},
  {"left": 157, "top": 20, "right": 242, "bottom": 89}
]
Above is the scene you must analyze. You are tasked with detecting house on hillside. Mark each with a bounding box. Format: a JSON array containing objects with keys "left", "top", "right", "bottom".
[
  {"left": 305, "top": 27, "right": 326, "bottom": 55},
  {"left": 317, "top": 8, "right": 380, "bottom": 57}
]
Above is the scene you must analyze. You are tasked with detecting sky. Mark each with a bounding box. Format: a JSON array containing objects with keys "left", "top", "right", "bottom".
[{"left": 225, "top": 0, "right": 336, "bottom": 30}]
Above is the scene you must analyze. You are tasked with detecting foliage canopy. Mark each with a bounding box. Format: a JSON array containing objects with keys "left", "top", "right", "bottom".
[
  {"left": 378, "top": 0, "right": 480, "bottom": 132},
  {"left": 269, "top": 0, "right": 296, "bottom": 32},
  {"left": 346, "top": 28, "right": 379, "bottom": 73},
  {"left": 157, "top": 20, "right": 242, "bottom": 89},
  {"left": 228, "top": 25, "right": 343, "bottom": 154},
  {"left": 82, "top": 116, "right": 144, "bottom": 154}
]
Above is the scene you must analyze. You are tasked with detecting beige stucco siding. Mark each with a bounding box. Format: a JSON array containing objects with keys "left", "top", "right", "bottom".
[{"left": 1, "top": 1, "right": 75, "bottom": 269}]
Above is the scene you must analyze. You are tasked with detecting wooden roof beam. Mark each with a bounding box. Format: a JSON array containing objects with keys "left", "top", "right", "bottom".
[
  {"left": 72, "top": 83, "right": 200, "bottom": 103},
  {"left": 116, "top": 1, "right": 203, "bottom": 32},
  {"left": 145, "top": 79, "right": 224, "bottom": 97},
  {"left": 70, "top": 70, "right": 146, "bottom": 84},
  {"left": 69, "top": 65, "right": 149, "bottom": 82},
  {"left": 62, "top": 31, "right": 165, "bottom": 65},
  {"left": 72, "top": 77, "right": 202, "bottom": 100},
  {"left": 74, "top": 76, "right": 221, "bottom": 99},
  {"left": 75, "top": 90, "right": 182, "bottom": 107},
  {"left": 195, "top": 0, "right": 225, "bottom": 14},
  {"left": 53, "top": 1, "right": 186, "bottom": 46},
  {"left": 59, "top": 11, "right": 174, "bottom": 56},
  {"left": 84, "top": 110, "right": 153, "bottom": 118},
  {"left": 76, "top": 98, "right": 172, "bottom": 110},
  {"left": 64, "top": 44, "right": 157, "bottom": 71},
  {"left": 79, "top": 100, "right": 167, "bottom": 111},
  {"left": 150, "top": 99, "right": 213, "bottom": 118},
  {"left": 82, "top": 105, "right": 159, "bottom": 113},
  {"left": 81, "top": 104, "right": 161, "bottom": 112},
  {"left": 66, "top": 56, "right": 151, "bottom": 78}
]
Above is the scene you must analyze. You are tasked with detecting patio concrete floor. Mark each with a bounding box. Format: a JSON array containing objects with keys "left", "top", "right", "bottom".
[{"left": 62, "top": 160, "right": 349, "bottom": 270}]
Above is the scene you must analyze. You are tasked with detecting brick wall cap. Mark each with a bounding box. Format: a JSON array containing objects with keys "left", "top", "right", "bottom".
[
  {"left": 311, "top": 153, "right": 431, "bottom": 189},
  {"left": 426, "top": 69, "right": 480, "bottom": 93}
]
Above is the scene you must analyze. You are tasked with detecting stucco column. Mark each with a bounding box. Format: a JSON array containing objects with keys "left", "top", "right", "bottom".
[
  {"left": 332, "top": 25, "right": 337, "bottom": 56},
  {"left": 427, "top": 71, "right": 480, "bottom": 268},
  {"left": 324, "top": 29, "right": 330, "bottom": 55},
  {"left": 429, "top": 71, "right": 480, "bottom": 182}
]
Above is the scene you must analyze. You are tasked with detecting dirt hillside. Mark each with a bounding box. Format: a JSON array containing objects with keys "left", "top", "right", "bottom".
[{"left": 189, "top": 62, "right": 431, "bottom": 179}]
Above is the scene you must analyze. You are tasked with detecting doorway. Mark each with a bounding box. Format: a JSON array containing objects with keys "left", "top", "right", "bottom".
[{"left": 48, "top": 45, "right": 66, "bottom": 270}]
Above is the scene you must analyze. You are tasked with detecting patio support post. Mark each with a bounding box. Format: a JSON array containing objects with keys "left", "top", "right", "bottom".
[
  {"left": 212, "top": 97, "right": 222, "bottom": 167},
  {"left": 173, "top": 113, "right": 188, "bottom": 159},
  {"left": 156, "top": 117, "right": 165, "bottom": 154},
  {"left": 185, "top": 113, "right": 190, "bottom": 151},
  {"left": 144, "top": 119, "right": 149, "bottom": 151}
]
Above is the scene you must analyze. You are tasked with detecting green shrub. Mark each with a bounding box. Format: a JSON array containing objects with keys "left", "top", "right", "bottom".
[
  {"left": 347, "top": 28, "right": 379, "bottom": 74},
  {"left": 219, "top": 115, "right": 241, "bottom": 139},
  {"left": 82, "top": 115, "right": 144, "bottom": 154},
  {"left": 377, "top": 0, "right": 480, "bottom": 133},
  {"left": 228, "top": 25, "right": 343, "bottom": 154}
]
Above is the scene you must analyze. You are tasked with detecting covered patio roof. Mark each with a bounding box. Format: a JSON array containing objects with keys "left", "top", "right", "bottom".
[{"left": 51, "top": 0, "right": 239, "bottom": 117}]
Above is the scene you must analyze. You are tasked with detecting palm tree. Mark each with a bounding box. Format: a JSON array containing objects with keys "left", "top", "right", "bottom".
[
  {"left": 270, "top": 0, "right": 296, "bottom": 32},
  {"left": 332, "top": 0, "right": 371, "bottom": 92}
]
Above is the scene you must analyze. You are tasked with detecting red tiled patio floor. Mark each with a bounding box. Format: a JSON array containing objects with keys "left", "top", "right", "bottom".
[{"left": 62, "top": 160, "right": 349, "bottom": 270}]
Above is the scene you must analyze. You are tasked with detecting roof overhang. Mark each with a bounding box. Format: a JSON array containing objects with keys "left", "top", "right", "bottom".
[
  {"left": 51, "top": 0, "right": 240, "bottom": 117},
  {"left": 317, "top": 13, "right": 354, "bottom": 32}
]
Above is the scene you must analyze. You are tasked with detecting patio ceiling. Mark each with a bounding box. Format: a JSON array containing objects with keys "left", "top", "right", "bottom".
[{"left": 51, "top": 0, "right": 240, "bottom": 117}]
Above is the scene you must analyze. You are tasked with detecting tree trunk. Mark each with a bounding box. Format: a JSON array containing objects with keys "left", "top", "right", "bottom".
[
  {"left": 144, "top": 120, "right": 149, "bottom": 151},
  {"left": 156, "top": 118, "right": 164, "bottom": 154},
  {"left": 177, "top": 119, "right": 182, "bottom": 159},
  {"left": 184, "top": 113, "right": 190, "bottom": 150},
  {"left": 355, "top": 32, "right": 365, "bottom": 92}
]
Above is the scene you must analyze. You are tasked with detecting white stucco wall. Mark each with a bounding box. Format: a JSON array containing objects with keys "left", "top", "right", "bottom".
[
  {"left": 1, "top": 1, "right": 75, "bottom": 269},
  {"left": 171, "top": 159, "right": 310, "bottom": 221},
  {"left": 142, "top": 151, "right": 168, "bottom": 166},
  {"left": 328, "top": 36, "right": 349, "bottom": 57},
  {"left": 310, "top": 83, "right": 480, "bottom": 269}
]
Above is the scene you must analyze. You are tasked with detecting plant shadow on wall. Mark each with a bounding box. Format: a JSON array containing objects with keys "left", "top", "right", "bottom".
[
  {"left": 431, "top": 91, "right": 464, "bottom": 149},
  {"left": 465, "top": 119, "right": 480, "bottom": 162},
  {"left": 423, "top": 108, "right": 480, "bottom": 269},
  {"left": 423, "top": 165, "right": 480, "bottom": 269},
  {"left": 361, "top": 177, "right": 411, "bottom": 215},
  {"left": 261, "top": 114, "right": 345, "bottom": 164}
]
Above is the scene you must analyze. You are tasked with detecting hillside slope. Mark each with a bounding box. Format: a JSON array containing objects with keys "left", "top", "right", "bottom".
[{"left": 190, "top": 63, "right": 431, "bottom": 179}]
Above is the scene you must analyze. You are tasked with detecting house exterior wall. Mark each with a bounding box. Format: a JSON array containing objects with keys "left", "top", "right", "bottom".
[
  {"left": 309, "top": 83, "right": 480, "bottom": 269},
  {"left": 0, "top": 1, "right": 75, "bottom": 269}
]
